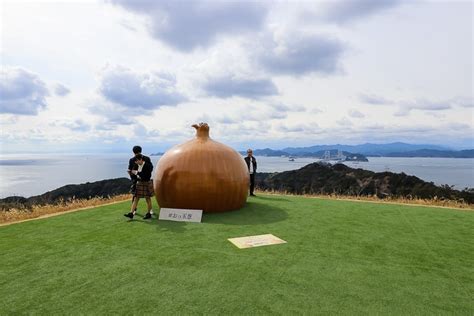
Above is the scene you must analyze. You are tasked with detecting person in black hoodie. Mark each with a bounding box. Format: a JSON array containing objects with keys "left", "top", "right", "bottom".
[{"left": 124, "top": 154, "right": 154, "bottom": 220}]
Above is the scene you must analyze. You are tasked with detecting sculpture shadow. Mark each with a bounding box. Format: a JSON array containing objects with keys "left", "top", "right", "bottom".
[
  {"left": 135, "top": 195, "right": 289, "bottom": 229},
  {"left": 203, "top": 198, "right": 288, "bottom": 226},
  {"left": 153, "top": 220, "right": 187, "bottom": 233},
  {"left": 132, "top": 213, "right": 187, "bottom": 233}
]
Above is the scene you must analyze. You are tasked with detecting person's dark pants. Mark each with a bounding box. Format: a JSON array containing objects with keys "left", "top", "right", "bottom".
[{"left": 249, "top": 173, "right": 255, "bottom": 195}]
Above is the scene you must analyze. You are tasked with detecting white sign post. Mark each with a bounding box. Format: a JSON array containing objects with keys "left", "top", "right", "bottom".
[{"left": 159, "top": 208, "right": 203, "bottom": 223}]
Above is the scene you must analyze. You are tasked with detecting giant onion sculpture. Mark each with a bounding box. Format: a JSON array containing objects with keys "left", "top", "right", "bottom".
[{"left": 154, "top": 123, "right": 249, "bottom": 213}]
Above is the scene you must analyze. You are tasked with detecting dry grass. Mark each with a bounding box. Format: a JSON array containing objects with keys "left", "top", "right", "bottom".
[
  {"left": 1, "top": 190, "right": 472, "bottom": 226},
  {"left": 256, "top": 189, "right": 474, "bottom": 210},
  {"left": 0, "top": 194, "right": 131, "bottom": 224}
]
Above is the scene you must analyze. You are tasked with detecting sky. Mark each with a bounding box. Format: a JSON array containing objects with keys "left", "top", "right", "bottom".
[{"left": 0, "top": 0, "right": 473, "bottom": 154}]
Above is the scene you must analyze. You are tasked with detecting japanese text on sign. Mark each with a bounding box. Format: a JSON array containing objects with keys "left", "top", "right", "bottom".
[{"left": 159, "top": 208, "right": 203, "bottom": 223}]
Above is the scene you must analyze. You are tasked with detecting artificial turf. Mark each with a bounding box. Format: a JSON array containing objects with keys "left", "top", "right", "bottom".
[{"left": 0, "top": 195, "right": 472, "bottom": 315}]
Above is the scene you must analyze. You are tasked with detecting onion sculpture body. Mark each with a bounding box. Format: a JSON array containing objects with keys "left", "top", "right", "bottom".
[{"left": 154, "top": 123, "right": 249, "bottom": 213}]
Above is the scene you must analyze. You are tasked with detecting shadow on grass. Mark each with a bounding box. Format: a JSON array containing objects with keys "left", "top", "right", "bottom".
[
  {"left": 203, "top": 198, "right": 288, "bottom": 225},
  {"left": 131, "top": 195, "right": 288, "bottom": 230},
  {"left": 152, "top": 220, "right": 187, "bottom": 233},
  {"left": 129, "top": 213, "right": 187, "bottom": 233}
]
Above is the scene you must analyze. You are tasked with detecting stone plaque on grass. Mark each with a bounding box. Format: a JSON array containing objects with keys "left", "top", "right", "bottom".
[{"left": 228, "top": 234, "right": 287, "bottom": 249}]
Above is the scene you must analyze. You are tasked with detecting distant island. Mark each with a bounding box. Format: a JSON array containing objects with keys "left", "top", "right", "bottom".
[
  {"left": 151, "top": 142, "right": 473, "bottom": 159},
  {"left": 248, "top": 142, "right": 474, "bottom": 158},
  {"left": 241, "top": 148, "right": 369, "bottom": 161}
]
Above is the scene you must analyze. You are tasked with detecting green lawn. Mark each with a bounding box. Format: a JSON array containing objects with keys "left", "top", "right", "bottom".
[{"left": 0, "top": 195, "right": 472, "bottom": 315}]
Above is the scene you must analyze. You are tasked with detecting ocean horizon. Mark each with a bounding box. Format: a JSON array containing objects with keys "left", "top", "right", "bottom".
[{"left": 0, "top": 153, "right": 473, "bottom": 199}]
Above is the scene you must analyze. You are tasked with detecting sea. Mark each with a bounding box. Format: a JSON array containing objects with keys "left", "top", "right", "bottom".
[{"left": 0, "top": 153, "right": 473, "bottom": 198}]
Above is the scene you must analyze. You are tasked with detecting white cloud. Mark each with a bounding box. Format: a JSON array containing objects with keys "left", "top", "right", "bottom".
[
  {"left": 348, "top": 109, "right": 365, "bottom": 118},
  {"left": 98, "top": 65, "right": 186, "bottom": 110},
  {"left": 256, "top": 31, "right": 346, "bottom": 76},
  {"left": 318, "top": 0, "right": 402, "bottom": 24},
  {"left": 202, "top": 74, "right": 278, "bottom": 99},
  {"left": 110, "top": 0, "right": 269, "bottom": 51},
  {"left": 394, "top": 99, "right": 453, "bottom": 116},
  {"left": 54, "top": 83, "right": 70, "bottom": 96},
  {"left": 358, "top": 93, "right": 392, "bottom": 105},
  {"left": 133, "top": 123, "right": 160, "bottom": 139},
  {"left": 360, "top": 94, "right": 471, "bottom": 117},
  {"left": 336, "top": 117, "right": 353, "bottom": 126},
  {"left": 89, "top": 102, "right": 136, "bottom": 127},
  {"left": 0, "top": 67, "right": 49, "bottom": 115},
  {"left": 50, "top": 119, "right": 91, "bottom": 132},
  {"left": 1, "top": 1, "right": 472, "bottom": 151},
  {"left": 271, "top": 102, "right": 306, "bottom": 113},
  {"left": 451, "top": 96, "right": 473, "bottom": 108},
  {"left": 278, "top": 122, "right": 321, "bottom": 134}
]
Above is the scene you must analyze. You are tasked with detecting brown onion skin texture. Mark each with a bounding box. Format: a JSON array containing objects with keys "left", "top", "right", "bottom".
[{"left": 154, "top": 123, "right": 249, "bottom": 213}]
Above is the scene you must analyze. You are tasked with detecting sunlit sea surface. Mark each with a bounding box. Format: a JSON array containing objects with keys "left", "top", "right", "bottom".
[{"left": 0, "top": 153, "right": 473, "bottom": 198}]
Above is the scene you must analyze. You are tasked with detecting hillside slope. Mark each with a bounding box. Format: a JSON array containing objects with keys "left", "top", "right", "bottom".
[{"left": 255, "top": 162, "right": 473, "bottom": 203}]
